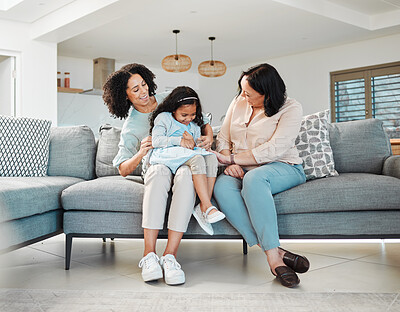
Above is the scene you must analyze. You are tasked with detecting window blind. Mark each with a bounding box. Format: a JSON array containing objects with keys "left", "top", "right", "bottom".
[
  {"left": 334, "top": 78, "right": 365, "bottom": 122},
  {"left": 331, "top": 62, "right": 400, "bottom": 139},
  {"left": 372, "top": 73, "right": 400, "bottom": 139}
]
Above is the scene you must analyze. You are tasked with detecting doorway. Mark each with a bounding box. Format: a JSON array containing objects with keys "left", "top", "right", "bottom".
[{"left": 0, "top": 54, "right": 16, "bottom": 117}]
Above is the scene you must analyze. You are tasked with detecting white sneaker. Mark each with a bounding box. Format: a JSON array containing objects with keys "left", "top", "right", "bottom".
[
  {"left": 160, "top": 254, "right": 185, "bottom": 285},
  {"left": 204, "top": 206, "right": 226, "bottom": 224},
  {"left": 138, "top": 252, "right": 163, "bottom": 282},
  {"left": 193, "top": 204, "right": 214, "bottom": 235}
]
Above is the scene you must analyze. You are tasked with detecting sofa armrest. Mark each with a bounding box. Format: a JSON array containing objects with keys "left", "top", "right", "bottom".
[{"left": 382, "top": 155, "right": 400, "bottom": 179}]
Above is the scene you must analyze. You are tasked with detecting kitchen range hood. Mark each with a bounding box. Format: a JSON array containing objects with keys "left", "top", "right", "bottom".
[{"left": 81, "top": 57, "right": 115, "bottom": 95}]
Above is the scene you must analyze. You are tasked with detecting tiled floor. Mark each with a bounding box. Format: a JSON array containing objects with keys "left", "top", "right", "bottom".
[{"left": 0, "top": 235, "right": 399, "bottom": 294}]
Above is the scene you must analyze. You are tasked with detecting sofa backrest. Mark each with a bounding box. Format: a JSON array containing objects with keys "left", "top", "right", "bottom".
[
  {"left": 328, "top": 119, "right": 392, "bottom": 174},
  {"left": 47, "top": 126, "right": 96, "bottom": 180},
  {"left": 95, "top": 124, "right": 142, "bottom": 177}
]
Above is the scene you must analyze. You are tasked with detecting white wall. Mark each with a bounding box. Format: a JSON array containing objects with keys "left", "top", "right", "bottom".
[
  {"left": 0, "top": 19, "right": 57, "bottom": 123},
  {"left": 0, "top": 56, "right": 13, "bottom": 116}
]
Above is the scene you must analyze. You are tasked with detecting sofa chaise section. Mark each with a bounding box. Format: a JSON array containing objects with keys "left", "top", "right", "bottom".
[{"left": 0, "top": 125, "right": 96, "bottom": 252}]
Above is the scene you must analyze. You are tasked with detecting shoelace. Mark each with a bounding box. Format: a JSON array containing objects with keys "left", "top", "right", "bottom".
[
  {"left": 161, "top": 255, "right": 181, "bottom": 271},
  {"left": 138, "top": 253, "right": 160, "bottom": 269}
]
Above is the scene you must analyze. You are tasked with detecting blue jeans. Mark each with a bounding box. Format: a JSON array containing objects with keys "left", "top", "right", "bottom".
[{"left": 213, "top": 162, "right": 306, "bottom": 251}]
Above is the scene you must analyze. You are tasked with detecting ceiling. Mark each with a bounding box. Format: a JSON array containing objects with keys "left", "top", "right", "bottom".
[{"left": 1, "top": 0, "right": 400, "bottom": 69}]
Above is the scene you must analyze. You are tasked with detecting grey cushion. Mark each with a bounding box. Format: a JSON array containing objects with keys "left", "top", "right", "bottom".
[
  {"left": 61, "top": 176, "right": 144, "bottom": 213},
  {"left": 383, "top": 155, "right": 400, "bottom": 179},
  {"left": 328, "top": 119, "right": 391, "bottom": 174},
  {"left": 274, "top": 172, "right": 400, "bottom": 215},
  {"left": 47, "top": 126, "right": 96, "bottom": 180},
  {"left": 96, "top": 124, "right": 142, "bottom": 177},
  {"left": 63, "top": 210, "right": 240, "bottom": 236},
  {"left": 0, "top": 176, "right": 84, "bottom": 222}
]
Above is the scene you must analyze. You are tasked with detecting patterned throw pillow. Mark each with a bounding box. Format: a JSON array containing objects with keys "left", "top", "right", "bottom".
[
  {"left": 0, "top": 115, "right": 52, "bottom": 177},
  {"left": 295, "top": 110, "right": 338, "bottom": 180}
]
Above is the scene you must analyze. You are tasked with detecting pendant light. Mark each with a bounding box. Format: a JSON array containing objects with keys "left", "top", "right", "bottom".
[
  {"left": 162, "top": 30, "right": 192, "bottom": 73},
  {"left": 198, "top": 37, "right": 226, "bottom": 78}
]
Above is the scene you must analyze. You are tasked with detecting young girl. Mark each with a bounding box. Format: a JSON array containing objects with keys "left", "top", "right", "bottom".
[{"left": 148, "top": 86, "right": 225, "bottom": 235}]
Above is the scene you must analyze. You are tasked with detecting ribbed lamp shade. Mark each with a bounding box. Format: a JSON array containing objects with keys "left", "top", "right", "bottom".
[
  {"left": 198, "top": 37, "right": 226, "bottom": 78},
  {"left": 198, "top": 60, "right": 226, "bottom": 77},
  {"left": 162, "top": 30, "right": 191, "bottom": 73},
  {"left": 162, "top": 54, "right": 192, "bottom": 73}
]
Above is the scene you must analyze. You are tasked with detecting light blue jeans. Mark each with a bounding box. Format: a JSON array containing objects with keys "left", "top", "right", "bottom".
[{"left": 213, "top": 162, "right": 306, "bottom": 251}]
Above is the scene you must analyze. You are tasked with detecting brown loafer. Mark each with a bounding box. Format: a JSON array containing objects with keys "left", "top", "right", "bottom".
[
  {"left": 271, "top": 266, "right": 300, "bottom": 288},
  {"left": 279, "top": 247, "right": 310, "bottom": 273}
]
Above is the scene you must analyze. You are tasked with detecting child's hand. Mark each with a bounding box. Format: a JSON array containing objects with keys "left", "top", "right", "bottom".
[
  {"left": 196, "top": 136, "right": 212, "bottom": 150},
  {"left": 181, "top": 131, "right": 195, "bottom": 149},
  {"left": 139, "top": 136, "right": 153, "bottom": 157}
]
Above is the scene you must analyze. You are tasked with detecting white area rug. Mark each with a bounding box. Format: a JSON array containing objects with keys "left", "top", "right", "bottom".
[{"left": 0, "top": 289, "right": 399, "bottom": 312}]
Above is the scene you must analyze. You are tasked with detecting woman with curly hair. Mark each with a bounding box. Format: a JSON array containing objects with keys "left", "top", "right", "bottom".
[{"left": 102, "top": 64, "right": 213, "bottom": 285}]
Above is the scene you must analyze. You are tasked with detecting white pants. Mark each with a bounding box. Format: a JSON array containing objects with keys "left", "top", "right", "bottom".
[{"left": 142, "top": 164, "right": 195, "bottom": 232}]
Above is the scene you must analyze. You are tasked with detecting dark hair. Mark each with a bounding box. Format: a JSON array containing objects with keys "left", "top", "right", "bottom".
[
  {"left": 103, "top": 63, "right": 157, "bottom": 119},
  {"left": 237, "top": 63, "right": 286, "bottom": 117},
  {"left": 149, "top": 86, "right": 204, "bottom": 134}
]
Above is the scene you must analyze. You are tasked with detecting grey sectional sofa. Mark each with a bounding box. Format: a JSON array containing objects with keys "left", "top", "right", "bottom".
[
  {"left": 1, "top": 119, "right": 399, "bottom": 271},
  {"left": 0, "top": 126, "right": 96, "bottom": 252}
]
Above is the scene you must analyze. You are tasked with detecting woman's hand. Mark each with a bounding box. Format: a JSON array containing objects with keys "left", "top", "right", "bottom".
[
  {"left": 138, "top": 136, "right": 153, "bottom": 157},
  {"left": 181, "top": 131, "right": 195, "bottom": 149},
  {"left": 224, "top": 164, "right": 245, "bottom": 179},
  {"left": 196, "top": 135, "right": 213, "bottom": 150},
  {"left": 211, "top": 150, "right": 231, "bottom": 165}
]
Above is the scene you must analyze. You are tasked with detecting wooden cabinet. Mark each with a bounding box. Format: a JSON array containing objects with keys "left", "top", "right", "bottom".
[
  {"left": 390, "top": 139, "right": 400, "bottom": 156},
  {"left": 57, "top": 87, "right": 83, "bottom": 93}
]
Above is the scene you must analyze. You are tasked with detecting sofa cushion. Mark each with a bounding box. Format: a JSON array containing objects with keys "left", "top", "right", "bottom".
[
  {"left": 274, "top": 172, "right": 400, "bottom": 215},
  {"left": 328, "top": 119, "right": 391, "bottom": 174},
  {"left": 96, "top": 125, "right": 142, "bottom": 177},
  {"left": 47, "top": 126, "right": 96, "bottom": 180},
  {"left": 295, "top": 110, "right": 338, "bottom": 180},
  {"left": 62, "top": 176, "right": 144, "bottom": 213},
  {"left": 0, "top": 115, "right": 51, "bottom": 177},
  {"left": 0, "top": 176, "right": 84, "bottom": 223}
]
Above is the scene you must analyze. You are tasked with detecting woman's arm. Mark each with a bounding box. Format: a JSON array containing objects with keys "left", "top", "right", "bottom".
[
  {"left": 118, "top": 136, "right": 152, "bottom": 177},
  {"left": 213, "top": 150, "right": 257, "bottom": 166},
  {"left": 214, "top": 101, "right": 302, "bottom": 166},
  {"left": 251, "top": 102, "right": 302, "bottom": 164}
]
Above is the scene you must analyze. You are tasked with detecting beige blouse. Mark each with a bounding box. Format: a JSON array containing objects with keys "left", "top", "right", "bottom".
[{"left": 216, "top": 96, "right": 303, "bottom": 170}]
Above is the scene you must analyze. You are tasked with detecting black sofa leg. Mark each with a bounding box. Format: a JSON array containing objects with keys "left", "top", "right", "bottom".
[
  {"left": 65, "top": 234, "right": 73, "bottom": 270},
  {"left": 242, "top": 239, "right": 248, "bottom": 255}
]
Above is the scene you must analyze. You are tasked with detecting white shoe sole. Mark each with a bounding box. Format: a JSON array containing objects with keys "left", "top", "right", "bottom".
[
  {"left": 142, "top": 269, "right": 163, "bottom": 282},
  {"left": 192, "top": 206, "right": 214, "bottom": 235}
]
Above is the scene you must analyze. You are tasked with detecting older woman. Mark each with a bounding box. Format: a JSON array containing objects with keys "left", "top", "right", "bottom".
[
  {"left": 103, "top": 63, "right": 213, "bottom": 285},
  {"left": 212, "top": 63, "right": 309, "bottom": 288}
]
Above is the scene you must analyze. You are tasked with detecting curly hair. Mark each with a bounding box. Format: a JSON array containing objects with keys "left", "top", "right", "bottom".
[
  {"left": 237, "top": 63, "right": 287, "bottom": 117},
  {"left": 149, "top": 86, "right": 204, "bottom": 134},
  {"left": 102, "top": 63, "right": 158, "bottom": 119}
]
